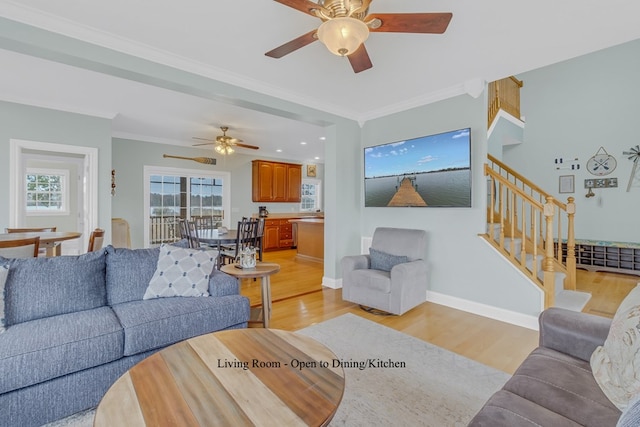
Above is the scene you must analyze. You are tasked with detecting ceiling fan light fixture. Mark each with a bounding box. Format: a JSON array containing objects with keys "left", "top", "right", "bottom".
[
  {"left": 215, "top": 144, "right": 234, "bottom": 155},
  {"left": 317, "top": 17, "right": 369, "bottom": 57}
]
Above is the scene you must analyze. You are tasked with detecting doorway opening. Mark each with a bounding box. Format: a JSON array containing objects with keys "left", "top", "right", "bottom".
[{"left": 10, "top": 139, "right": 98, "bottom": 254}]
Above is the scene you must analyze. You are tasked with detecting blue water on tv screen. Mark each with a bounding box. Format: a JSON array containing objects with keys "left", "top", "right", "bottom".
[{"left": 364, "top": 128, "right": 471, "bottom": 207}]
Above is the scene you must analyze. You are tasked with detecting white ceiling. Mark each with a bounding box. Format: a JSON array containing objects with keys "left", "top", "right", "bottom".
[{"left": 1, "top": 0, "right": 640, "bottom": 162}]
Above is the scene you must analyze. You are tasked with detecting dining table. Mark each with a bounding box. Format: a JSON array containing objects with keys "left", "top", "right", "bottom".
[
  {"left": 0, "top": 231, "right": 82, "bottom": 256},
  {"left": 198, "top": 229, "right": 238, "bottom": 268}
]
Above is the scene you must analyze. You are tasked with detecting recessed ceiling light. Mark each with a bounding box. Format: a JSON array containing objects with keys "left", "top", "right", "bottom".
[
  {"left": 300, "top": 141, "right": 307, "bottom": 145},
  {"left": 314, "top": 156, "right": 320, "bottom": 160},
  {"left": 276, "top": 149, "right": 283, "bottom": 153},
  {"left": 319, "top": 137, "right": 326, "bottom": 141}
]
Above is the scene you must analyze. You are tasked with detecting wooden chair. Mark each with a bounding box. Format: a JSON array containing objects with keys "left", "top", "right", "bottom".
[
  {"left": 254, "top": 218, "right": 265, "bottom": 262},
  {"left": 87, "top": 228, "right": 105, "bottom": 252},
  {"left": 219, "top": 219, "right": 258, "bottom": 265},
  {"left": 178, "top": 218, "right": 190, "bottom": 241},
  {"left": 185, "top": 220, "right": 201, "bottom": 249},
  {"left": 0, "top": 236, "right": 41, "bottom": 258},
  {"left": 111, "top": 218, "right": 131, "bottom": 249},
  {"left": 5, "top": 227, "right": 56, "bottom": 256}
]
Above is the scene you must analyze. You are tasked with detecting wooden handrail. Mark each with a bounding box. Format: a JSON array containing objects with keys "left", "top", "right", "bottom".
[
  {"left": 484, "top": 156, "right": 576, "bottom": 309},
  {"left": 488, "top": 154, "right": 567, "bottom": 210}
]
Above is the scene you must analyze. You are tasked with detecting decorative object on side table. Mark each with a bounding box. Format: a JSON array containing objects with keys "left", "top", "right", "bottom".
[{"left": 623, "top": 145, "right": 640, "bottom": 192}]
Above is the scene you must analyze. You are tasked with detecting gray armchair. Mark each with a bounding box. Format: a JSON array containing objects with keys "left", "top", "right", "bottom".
[{"left": 341, "top": 227, "right": 428, "bottom": 315}]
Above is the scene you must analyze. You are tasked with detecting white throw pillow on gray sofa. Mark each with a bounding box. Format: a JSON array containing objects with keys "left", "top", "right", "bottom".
[
  {"left": 143, "top": 244, "right": 218, "bottom": 300},
  {"left": 591, "top": 283, "right": 640, "bottom": 410}
]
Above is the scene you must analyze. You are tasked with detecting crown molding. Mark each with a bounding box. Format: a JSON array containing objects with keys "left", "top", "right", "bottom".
[
  {"left": 0, "top": 2, "right": 469, "bottom": 126},
  {"left": 0, "top": 94, "right": 118, "bottom": 119},
  {"left": 0, "top": 2, "right": 362, "bottom": 121}
]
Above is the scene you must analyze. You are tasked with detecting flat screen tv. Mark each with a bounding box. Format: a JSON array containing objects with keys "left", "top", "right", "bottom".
[{"left": 364, "top": 128, "right": 471, "bottom": 207}]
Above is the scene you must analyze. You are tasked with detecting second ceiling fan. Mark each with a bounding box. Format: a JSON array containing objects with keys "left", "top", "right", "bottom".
[
  {"left": 265, "top": 0, "right": 453, "bottom": 73},
  {"left": 193, "top": 126, "right": 260, "bottom": 155}
]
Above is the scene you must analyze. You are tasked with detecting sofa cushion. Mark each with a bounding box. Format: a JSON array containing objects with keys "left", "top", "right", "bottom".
[
  {"left": 143, "top": 244, "right": 217, "bottom": 300},
  {"left": 369, "top": 247, "right": 409, "bottom": 272},
  {"left": 0, "top": 306, "right": 123, "bottom": 394},
  {"left": 468, "top": 389, "right": 583, "bottom": 427},
  {"left": 502, "top": 346, "right": 620, "bottom": 426},
  {"left": 591, "top": 283, "right": 640, "bottom": 410},
  {"left": 347, "top": 269, "right": 391, "bottom": 293},
  {"left": 1, "top": 250, "right": 107, "bottom": 326},
  {"left": 105, "top": 241, "right": 189, "bottom": 305},
  {"left": 0, "top": 265, "right": 7, "bottom": 333},
  {"left": 111, "top": 295, "right": 250, "bottom": 356}
]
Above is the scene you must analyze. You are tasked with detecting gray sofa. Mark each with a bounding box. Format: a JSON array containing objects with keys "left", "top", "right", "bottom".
[
  {"left": 468, "top": 307, "right": 622, "bottom": 426},
  {"left": 0, "top": 243, "right": 250, "bottom": 427}
]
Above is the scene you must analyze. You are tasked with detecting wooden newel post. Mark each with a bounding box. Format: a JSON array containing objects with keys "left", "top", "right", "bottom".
[
  {"left": 542, "top": 196, "right": 556, "bottom": 308},
  {"left": 565, "top": 197, "right": 577, "bottom": 290}
]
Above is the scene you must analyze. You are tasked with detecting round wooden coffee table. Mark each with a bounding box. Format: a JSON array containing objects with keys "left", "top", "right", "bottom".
[
  {"left": 220, "top": 262, "right": 280, "bottom": 328},
  {"left": 94, "top": 328, "right": 345, "bottom": 427}
]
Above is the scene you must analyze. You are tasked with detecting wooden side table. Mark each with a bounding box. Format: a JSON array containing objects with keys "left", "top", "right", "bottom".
[{"left": 220, "top": 262, "right": 280, "bottom": 328}]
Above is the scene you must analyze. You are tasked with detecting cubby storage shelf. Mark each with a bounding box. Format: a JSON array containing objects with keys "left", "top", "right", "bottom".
[{"left": 556, "top": 239, "right": 640, "bottom": 277}]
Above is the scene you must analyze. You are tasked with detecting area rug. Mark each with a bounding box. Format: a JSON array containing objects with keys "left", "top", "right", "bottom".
[{"left": 44, "top": 313, "right": 508, "bottom": 426}]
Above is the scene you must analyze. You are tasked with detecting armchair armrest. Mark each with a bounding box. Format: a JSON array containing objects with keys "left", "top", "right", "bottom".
[
  {"left": 341, "top": 254, "right": 370, "bottom": 275},
  {"left": 539, "top": 307, "right": 612, "bottom": 362},
  {"left": 390, "top": 260, "right": 428, "bottom": 286}
]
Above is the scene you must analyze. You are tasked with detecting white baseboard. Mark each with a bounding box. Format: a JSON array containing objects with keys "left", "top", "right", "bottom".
[
  {"left": 426, "top": 291, "right": 540, "bottom": 331},
  {"left": 323, "top": 277, "right": 342, "bottom": 289}
]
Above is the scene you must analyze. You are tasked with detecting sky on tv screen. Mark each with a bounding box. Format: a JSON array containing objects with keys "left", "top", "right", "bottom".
[{"left": 364, "top": 128, "right": 470, "bottom": 178}]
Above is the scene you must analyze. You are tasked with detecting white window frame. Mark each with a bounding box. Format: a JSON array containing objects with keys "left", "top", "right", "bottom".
[
  {"left": 300, "top": 178, "right": 322, "bottom": 212},
  {"left": 143, "top": 165, "right": 231, "bottom": 247},
  {"left": 25, "top": 167, "right": 70, "bottom": 216}
]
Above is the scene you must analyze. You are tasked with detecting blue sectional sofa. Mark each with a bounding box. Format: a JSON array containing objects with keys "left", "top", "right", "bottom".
[{"left": 0, "top": 242, "right": 250, "bottom": 427}]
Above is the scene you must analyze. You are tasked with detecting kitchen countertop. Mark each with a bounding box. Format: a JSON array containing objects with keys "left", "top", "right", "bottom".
[
  {"left": 252, "top": 213, "right": 324, "bottom": 219},
  {"left": 288, "top": 218, "right": 324, "bottom": 224}
]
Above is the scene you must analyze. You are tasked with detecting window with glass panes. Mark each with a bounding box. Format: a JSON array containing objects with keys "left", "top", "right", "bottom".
[
  {"left": 301, "top": 179, "right": 321, "bottom": 211},
  {"left": 26, "top": 169, "right": 69, "bottom": 214},
  {"left": 149, "top": 175, "right": 224, "bottom": 245}
]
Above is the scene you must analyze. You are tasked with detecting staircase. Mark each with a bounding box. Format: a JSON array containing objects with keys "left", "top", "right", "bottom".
[{"left": 482, "top": 155, "right": 590, "bottom": 311}]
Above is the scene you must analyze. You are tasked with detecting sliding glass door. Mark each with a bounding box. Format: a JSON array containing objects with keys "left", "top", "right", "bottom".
[{"left": 144, "top": 166, "right": 230, "bottom": 247}]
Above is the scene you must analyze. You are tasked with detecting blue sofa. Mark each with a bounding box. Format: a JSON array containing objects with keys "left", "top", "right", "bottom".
[{"left": 0, "top": 243, "right": 250, "bottom": 427}]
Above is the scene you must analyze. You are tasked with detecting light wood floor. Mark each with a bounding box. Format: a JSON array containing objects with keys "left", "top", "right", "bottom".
[{"left": 237, "top": 250, "right": 638, "bottom": 375}]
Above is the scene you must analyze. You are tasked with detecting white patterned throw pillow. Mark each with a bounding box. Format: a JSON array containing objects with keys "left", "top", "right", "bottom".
[
  {"left": 143, "top": 244, "right": 217, "bottom": 300},
  {"left": 0, "top": 265, "right": 8, "bottom": 333},
  {"left": 591, "top": 283, "right": 640, "bottom": 410}
]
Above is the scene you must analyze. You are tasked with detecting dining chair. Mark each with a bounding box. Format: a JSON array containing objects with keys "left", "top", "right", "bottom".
[
  {"left": 5, "top": 227, "right": 56, "bottom": 256},
  {"left": 87, "top": 228, "right": 105, "bottom": 252},
  {"left": 185, "top": 220, "right": 201, "bottom": 249},
  {"left": 219, "top": 219, "right": 258, "bottom": 266},
  {"left": 178, "top": 218, "right": 190, "bottom": 241},
  {"left": 0, "top": 236, "right": 41, "bottom": 258},
  {"left": 194, "top": 216, "right": 216, "bottom": 234},
  {"left": 111, "top": 218, "right": 131, "bottom": 249},
  {"left": 254, "top": 218, "right": 265, "bottom": 262}
]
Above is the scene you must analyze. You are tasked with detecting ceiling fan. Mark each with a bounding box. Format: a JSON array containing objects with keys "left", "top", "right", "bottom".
[
  {"left": 265, "top": 0, "right": 453, "bottom": 73},
  {"left": 192, "top": 126, "right": 260, "bottom": 155}
]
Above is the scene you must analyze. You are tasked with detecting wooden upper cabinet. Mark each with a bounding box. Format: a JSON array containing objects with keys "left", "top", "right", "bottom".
[
  {"left": 287, "top": 164, "right": 302, "bottom": 201},
  {"left": 252, "top": 160, "right": 302, "bottom": 203}
]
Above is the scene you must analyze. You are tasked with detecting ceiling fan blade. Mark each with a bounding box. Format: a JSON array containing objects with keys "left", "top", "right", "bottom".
[
  {"left": 273, "top": 0, "right": 321, "bottom": 17},
  {"left": 265, "top": 30, "right": 318, "bottom": 58},
  {"left": 348, "top": 44, "right": 373, "bottom": 73},
  {"left": 236, "top": 143, "right": 260, "bottom": 150},
  {"left": 367, "top": 13, "right": 453, "bottom": 34},
  {"left": 192, "top": 137, "right": 215, "bottom": 142},
  {"left": 192, "top": 142, "right": 215, "bottom": 147}
]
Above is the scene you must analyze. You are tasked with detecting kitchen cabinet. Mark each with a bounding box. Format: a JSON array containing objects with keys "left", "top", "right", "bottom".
[
  {"left": 263, "top": 218, "right": 297, "bottom": 251},
  {"left": 252, "top": 160, "right": 302, "bottom": 203}
]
